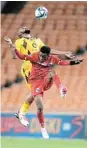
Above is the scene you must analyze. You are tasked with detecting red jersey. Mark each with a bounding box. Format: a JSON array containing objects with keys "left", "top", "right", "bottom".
[{"left": 15, "top": 50, "right": 70, "bottom": 82}]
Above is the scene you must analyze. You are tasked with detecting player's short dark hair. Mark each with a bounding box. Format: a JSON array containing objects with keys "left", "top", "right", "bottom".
[{"left": 40, "top": 46, "right": 51, "bottom": 55}]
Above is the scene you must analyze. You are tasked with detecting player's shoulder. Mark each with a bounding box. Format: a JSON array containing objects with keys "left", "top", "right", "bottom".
[
  {"left": 15, "top": 38, "right": 25, "bottom": 43},
  {"left": 31, "top": 37, "right": 41, "bottom": 41},
  {"left": 37, "top": 37, "right": 43, "bottom": 42},
  {"left": 36, "top": 37, "right": 41, "bottom": 40},
  {"left": 15, "top": 37, "right": 23, "bottom": 42},
  {"left": 33, "top": 37, "right": 42, "bottom": 42}
]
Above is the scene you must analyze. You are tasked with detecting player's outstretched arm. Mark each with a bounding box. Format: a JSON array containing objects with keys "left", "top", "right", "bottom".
[
  {"left": 58, "top": 58, "right": 84, "bottom": 66},
  {"left": 53, "top": 55, "right": 84, "bottom": 66}
]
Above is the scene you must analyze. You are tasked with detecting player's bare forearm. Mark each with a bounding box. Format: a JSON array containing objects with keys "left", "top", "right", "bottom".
[
  {"left": 51, "top": 49, "right": 71, "bottom": 55},
  {"left": 51, "top": 49, "right": 75, "bottom": 60},
  {"left": 54, "top": 55, "right": 83, "bottom": 66}
]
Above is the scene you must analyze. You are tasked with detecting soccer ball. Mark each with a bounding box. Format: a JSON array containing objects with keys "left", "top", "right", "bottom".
[{"left": 35, "top": 6, "right": 48, "bottom": 19}]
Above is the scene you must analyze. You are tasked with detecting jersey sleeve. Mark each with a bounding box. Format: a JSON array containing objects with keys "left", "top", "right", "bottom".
[{"left": 52, "top": 55, "right": 70, "bottom": 66}]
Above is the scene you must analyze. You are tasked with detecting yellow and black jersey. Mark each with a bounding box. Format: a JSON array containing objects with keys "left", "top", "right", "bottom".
[
  {"left": 15, "top": 37, "right": 45, "bottom": 54},
  {"left": 15, "top": 37, "right": 45, "bottom": 88}
]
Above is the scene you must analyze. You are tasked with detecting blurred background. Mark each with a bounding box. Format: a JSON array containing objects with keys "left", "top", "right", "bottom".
[{"left": 1, "top": 1, "right": 87, "bottom": 148}]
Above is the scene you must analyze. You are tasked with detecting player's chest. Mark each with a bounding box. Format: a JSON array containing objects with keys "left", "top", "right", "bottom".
[
  {"left": 37, "top": 57, "right": 52, "bottom": 67},
  {"left": 22, "top": 38, "right": 40, "bottom": 54},
  {"left": 27, "top": 39, "right": 40, "bottom": 53}
]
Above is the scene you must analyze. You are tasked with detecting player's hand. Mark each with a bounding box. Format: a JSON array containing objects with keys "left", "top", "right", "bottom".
[
  {"left": 70, "top": 59, "right": 84, "bottom": 65},
  {"left": 4, "top": 36, "right": 12, "bottom": 44},
  {"left": 4, "top": 36, "right": 15, "bottom": 49},
  {"left": 4, "top": 36, "right": 13, "bottom": 47}
]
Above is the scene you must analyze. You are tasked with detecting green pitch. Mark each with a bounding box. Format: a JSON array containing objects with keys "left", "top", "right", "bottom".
[{"left": 1, "top": 137, "right": 87, "bottom": 148}]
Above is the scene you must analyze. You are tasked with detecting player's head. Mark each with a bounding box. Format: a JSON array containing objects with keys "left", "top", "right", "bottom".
[
  {"left": 18, "top": 27, "right": 31, "bottom": 38},
  {"left": 39, "top": 46, "right": 51, "bottom": 62}
]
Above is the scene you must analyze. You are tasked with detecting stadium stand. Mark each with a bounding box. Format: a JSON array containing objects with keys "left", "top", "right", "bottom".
[{"left": 1, "top": 1, "right": 87, "bottom": 113}]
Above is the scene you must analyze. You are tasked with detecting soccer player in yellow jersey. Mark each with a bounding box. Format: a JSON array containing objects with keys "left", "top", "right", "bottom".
[{"left": 15, "top": 27, "right": 45, "bottom": 90}]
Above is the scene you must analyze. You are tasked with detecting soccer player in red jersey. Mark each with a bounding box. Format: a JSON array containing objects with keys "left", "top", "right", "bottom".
[{"left": 14, "top": 45, "right": 83, "bottom": 139}]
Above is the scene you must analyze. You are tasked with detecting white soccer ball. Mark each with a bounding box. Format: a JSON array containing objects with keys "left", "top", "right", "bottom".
[{"left": 35, "top": 6, "right": 48, "bottom": 19}]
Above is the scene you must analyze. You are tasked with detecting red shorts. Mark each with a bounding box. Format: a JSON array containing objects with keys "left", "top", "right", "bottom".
[{"left": 30, "top": 77, "right": 53, "bottom": 97}]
